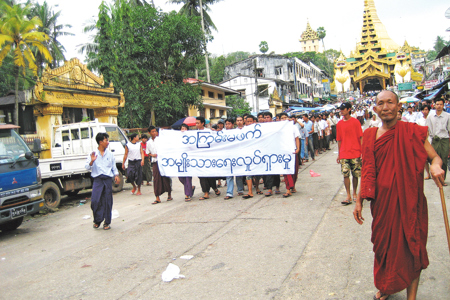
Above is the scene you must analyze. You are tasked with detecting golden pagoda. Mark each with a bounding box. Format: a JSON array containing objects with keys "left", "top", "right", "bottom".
[
  {"left": 300, "top": 21, "right": 321, "bottom": 53},
  {"left": 333, "top": 0, "right": 423, "bottom": 93}
]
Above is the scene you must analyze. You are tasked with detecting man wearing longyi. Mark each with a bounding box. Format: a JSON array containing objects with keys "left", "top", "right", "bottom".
[{"left": 353, "top": 90, "right": 445, "bottom": 300}]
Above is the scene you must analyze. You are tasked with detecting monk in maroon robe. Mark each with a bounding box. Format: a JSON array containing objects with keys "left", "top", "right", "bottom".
[{"left": 354, "top": 91, "right": 445, "bottom": 300}]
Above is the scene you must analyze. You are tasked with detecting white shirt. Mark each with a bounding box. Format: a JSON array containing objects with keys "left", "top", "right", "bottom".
[
  {"left": 368, "top": 119, "right": 381, "bottom": 128},
  {"left": 126, "top": 142, "right": 142, "bottom": 161},
  {"left": 146, "top": 137, "right": 159, "bottom": 163},
  {"left": 404, "top": 112, "right": 417, "bottom": 123}
]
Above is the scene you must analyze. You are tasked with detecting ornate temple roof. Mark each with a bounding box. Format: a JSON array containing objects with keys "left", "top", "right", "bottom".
[
  {"left": 300, "top": 21, "right": 319, "bottom": 42},
  {"left": 356, "top": 0, "right": 399, "bottom": 55}
]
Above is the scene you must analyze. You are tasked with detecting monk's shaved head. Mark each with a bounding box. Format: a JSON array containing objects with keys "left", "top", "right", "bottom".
[{"left": 376, "top": 90, "right": 399, "bottom": 103}]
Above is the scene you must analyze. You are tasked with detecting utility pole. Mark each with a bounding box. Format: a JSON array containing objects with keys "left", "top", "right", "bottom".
[
  {"left": 254, "top": 59, "right": 259, "bottom": 113},
  {"left": 199, "top": 0, "right": 210, "bottom": 82}
]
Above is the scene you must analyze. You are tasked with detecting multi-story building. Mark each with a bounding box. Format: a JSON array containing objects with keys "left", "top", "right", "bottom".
[{"left": 221, "top": 54, "right": 328, "bottom": 113}]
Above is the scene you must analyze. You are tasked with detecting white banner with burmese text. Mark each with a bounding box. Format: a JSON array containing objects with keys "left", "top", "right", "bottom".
[{"left": 157, "top": 121, "right": 296, "bottom": 177}]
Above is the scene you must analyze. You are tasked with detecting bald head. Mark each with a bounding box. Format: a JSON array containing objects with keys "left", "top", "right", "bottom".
[{"left": 376, "top": 90, "right": 399, "bottom": 103}]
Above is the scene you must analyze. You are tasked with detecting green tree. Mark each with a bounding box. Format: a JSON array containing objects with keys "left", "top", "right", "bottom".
[
  {"left": 427, "top": 50, "right": 437, "bottom": 61},
  {"left": 96, "top": 0, "right": 206, "bottom": 127},
  {"left": 0, "top": 1, "right": 52, "bottom": 125},
  {"left": 259, "top": 41, "right": 269, "bottom": 54},
  {"left": 434, "top": 36, "right": 448, "bottom": 53},
  {"left": 316, "top": 26, "right": 326, "bottom": 51},
  {"left": 226, "top": 95, "right": 251, "bottom": 119},
  {"left": 31, "top": 1, "right": 74, "bottom": 73},
  {"left": 168, "top": 0, "right": 222, "bottom": 35}
]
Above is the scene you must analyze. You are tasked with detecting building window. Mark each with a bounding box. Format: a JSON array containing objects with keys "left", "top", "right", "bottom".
[
  {"left": 233, "top": 79, "right": 237, "bottom": 84},
  {"left": 200, "top": 89, "right": 204, "bottom": 96},
  {"left": 275, "top": 66, "right": 282, "bottom": 75},
  {"left": 219, "top": 110, "right": 224, "bottom": 118},
  {"left": 208, "top": 91, "right": 214, "bottom": 98},
  {"left": 256, "top": 68, "right": 264, "bottom": 77},
  {"left": 199, "top": 109, "right": 205, "bottom": 118},
  {"left": 257, "top": 84, "right": 269, "bottom": 97},
  {"left": 244, "top": 78, "right": 248, "bottom": 83},
  {"left": 237, "top": 89, "right": 246, "bottom": 97},
  {"left": 218, "top": 93, "right": 223, "bottom": 100},
  {"left": 210, "top": 109, "right": 216, "bottom": 118}
]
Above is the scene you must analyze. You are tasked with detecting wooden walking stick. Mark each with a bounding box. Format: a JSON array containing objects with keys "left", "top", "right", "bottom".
[{"left": 439, "top": 187, "right": 450, "bottom": 255}]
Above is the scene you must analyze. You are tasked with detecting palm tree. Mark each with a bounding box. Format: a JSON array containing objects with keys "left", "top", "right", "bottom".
[
  {"left": 259, "top": 41, "right": 269, "bottom": 54},
  {"left": 31, "top": 1, "right": 74, "bottom": 74},
  {"left": 167, "top": 0, "right": 221, "bottom": 35},
  {"left": 317, "top": 27, "right": 326, "bottom": 52},
  {"left": 0, "top": 1, "right": 52, "bottom": 125}
]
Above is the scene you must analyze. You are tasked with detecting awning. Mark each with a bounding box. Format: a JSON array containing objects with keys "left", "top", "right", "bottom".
[{"left": 424, "top": 86, "right": 446, "bottom": 101}]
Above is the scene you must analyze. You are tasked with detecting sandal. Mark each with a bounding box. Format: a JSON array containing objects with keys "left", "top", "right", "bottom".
[
  {"left": 237, "top": 192, "right": 244, "bottom": 196},
  {"left": 242, "top": 194, "right": 253, "bottom": 199},
  {"left": 275, "top": 190, "right": 281, "bottom": 194},
  {"left": 256, "top": 190, "right": 263, "bottom": 195},
  {"left": 136, "top": 191, "right": 142, "bottom": 196},
  {"left": 93, "top": 223, "right": 101, "bottom": 229},
  {"left": 146, "top": 182, "right": 152, "bottom": 186},
  {"left": 341, "top": 199, "right": 352, "bottom": 205},
  {"left": 214, "top": 189, "right": 221, "bottom": 196},
  {"left": 224, "top": 196, "right": 233, "bottom": 200},
  {"left": 185, "top": 197, "right": 191, "bottom": 202},
  {"left": 282, "top": 193, "right": 291, "bottom": 198},
  {"left": 131, "top": 188, "right": 136, "bottom": 194},
  {"left": 290, "top": 189, "right": 297, "bottom": 193},
  {"left": 167, "top": 197, "right": 173, "bottom": 201},
  {"left": 373, "top": 291, "right": 390, "bottom": 300},
  {"left": 265, "top": 192, "right": 272, "bottom": 197},
  {"left": 199, "top": 196, "right": 209, "bottom": 200},
  {"left": 103, "top": 224, "right": 111, "bottom": 230},
  {"left": 152, "top": 200, "right": 161, "bottom": 205}
]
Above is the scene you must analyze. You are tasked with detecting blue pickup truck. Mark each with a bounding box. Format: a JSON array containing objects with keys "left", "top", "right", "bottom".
[{"left": 0, "top": 124, "right": 44, "bottom": 232}]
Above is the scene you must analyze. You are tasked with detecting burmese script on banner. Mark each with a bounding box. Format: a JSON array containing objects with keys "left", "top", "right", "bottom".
[{"left": 157, "top": 121, "right": 296, "bottom": 177}]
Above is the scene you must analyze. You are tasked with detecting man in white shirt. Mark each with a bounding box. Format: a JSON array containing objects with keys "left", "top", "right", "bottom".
[
  {"left": 280, "top": 113, "right": 300, "bottom": 197},
  {"left": 404, "top": 106, "right": 417, "bottom": 123},
  {"left": 147, "top": 126, "right": 172, "bottom": 204}
]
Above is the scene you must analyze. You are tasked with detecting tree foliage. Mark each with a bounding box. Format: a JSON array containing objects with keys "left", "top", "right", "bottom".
[
  {"left": 31, "top": 1, "right": 73, "bottom": 73},
  {"left": 225, "top": 95, "right": 251, "bottom": 119},
  {"left": 0, "top": 0, "right": 52, "bottom": 125},
  {"left": 96, "top": 0, "right": 207, "bottom": 127},
  {"left": 168, "top": 0, "right": 222, "bottom": 35},
  {"left": 317, "top": 26, "right": 326, "bottom": 50},
  {"left": 259, "top": 41, "right": 269, "bottom": 54}
]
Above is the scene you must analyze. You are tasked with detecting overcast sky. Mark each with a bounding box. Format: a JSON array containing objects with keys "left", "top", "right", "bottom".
[{"left": 38, "top": 0, "right": 449, "bottom": 64}]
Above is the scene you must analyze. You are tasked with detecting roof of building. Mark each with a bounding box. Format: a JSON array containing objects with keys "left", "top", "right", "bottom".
[
  {"left": 185, "top": 78, "right": 240, "bottom": 95},
  {"left": 0, "top": 91, "right": 28, "bottom": 106},
  {"left": 300, "top": 21, "right": 319, "bottom": 41}
]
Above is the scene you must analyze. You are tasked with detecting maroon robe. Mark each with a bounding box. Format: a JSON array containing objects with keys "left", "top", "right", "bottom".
[{"left": 360, "top": 121, "right": 429, "bottom": 295}]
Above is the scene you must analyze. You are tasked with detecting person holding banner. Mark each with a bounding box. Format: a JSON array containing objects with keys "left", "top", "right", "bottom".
[
  {"left": 279, "top": 113, "right": 300, "bottom": 197},
  {"left": 243, "top": 115, "right": 263, "bottom": 199},
  {"left": 196, "top": 116, "right": 221, "bottom": 200},
  {"left": 264, "top": 112, "right": 281, "bottom": 197},
  {"left": 146, "top": 126, "right": 172, "bottom": 204},
  {"left": 178, "top": 124, "right": 195, "bottom": 202},
  {"left": 224, "top": 119, "right": 244, "bottom": 200}
]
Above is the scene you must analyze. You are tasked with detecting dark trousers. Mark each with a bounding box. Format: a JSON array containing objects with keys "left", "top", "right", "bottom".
[
  {"left": 307, "top": 138, "right": 315, "bottom": 160},
  {"left": 179, "top": 177, "right": 193, "bottom": 197},
  {"left": 432, "top": 137, "right": 449, "bottom": 179},
  {"left": 331, "top": 125, "right": 337, "bottom": 141},
  {"left": 265, "top": 175, "right": 280, "bottom": 189},
  {"left": 91, "top": 175, "right": 113, "bottom": 225},
  {"left": 200, "top": 177, "right": 217, "bottom": 193}
]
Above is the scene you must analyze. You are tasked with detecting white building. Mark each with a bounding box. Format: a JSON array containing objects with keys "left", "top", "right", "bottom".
[{"left": 222, "top": 54, "right": 328, "bottom": 110}]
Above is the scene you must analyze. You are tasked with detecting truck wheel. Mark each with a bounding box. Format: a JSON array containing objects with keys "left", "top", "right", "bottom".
[
  {"left": 42, "top": 181, "right": 61, "bottom": 210},
  {"left": 0, "top": 217, "right": 23, "bottom": 232},
  {"left": 66, "top": 189, "right": 81, "bottom": 197},
  {"left": 112, "top": 174, "right": 124, "bottom": 193}
]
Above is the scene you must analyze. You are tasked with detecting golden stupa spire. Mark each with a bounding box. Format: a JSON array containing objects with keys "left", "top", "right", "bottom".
[{"left": 359, "top": 0, "right": 399, "bottom": 53}]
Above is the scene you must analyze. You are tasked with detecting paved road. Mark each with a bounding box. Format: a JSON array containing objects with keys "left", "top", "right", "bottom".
[{"left": 1, "top": 143, "right": 449, "bottom": 299}]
